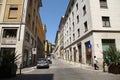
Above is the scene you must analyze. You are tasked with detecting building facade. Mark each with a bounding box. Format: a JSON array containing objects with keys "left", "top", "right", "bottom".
[
  {"left": 0, "top": 0, "right": 43, "bottom": 68},
  {"left": 54, "top": 30, "right": 61, "bottom": 58},
  {"left": 56, "top": 0, "right": 120, "bottom": 69},
  {"left": 44, "top": 40, "right": 53, "bottom": 58}
]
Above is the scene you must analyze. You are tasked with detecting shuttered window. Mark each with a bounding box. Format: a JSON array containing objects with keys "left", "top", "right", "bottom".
[{"left": 8, "top": 5, "right": 18, "bottom": 19}]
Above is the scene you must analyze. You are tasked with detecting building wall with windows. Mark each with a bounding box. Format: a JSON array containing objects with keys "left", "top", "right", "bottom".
[
  {"left": 60, "top": 0, "right": 120, "bottom": 69},
  {"left": 3, "top": 0, "right": 23, "bottom": 22},
  {"left": 0, "top": 0, "right": 43, "bottom": 68}
]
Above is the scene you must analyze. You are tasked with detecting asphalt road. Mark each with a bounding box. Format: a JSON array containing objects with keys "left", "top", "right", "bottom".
[{"left": 1, "top": 59, "right": 120, "bottom": 80}]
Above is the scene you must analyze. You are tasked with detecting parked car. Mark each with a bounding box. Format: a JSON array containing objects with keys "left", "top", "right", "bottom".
[{"left": 36, "top": 58, "right": 49, "bottom": 69}]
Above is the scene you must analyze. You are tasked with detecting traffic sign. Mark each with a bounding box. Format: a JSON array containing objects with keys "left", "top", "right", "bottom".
[
  {"left": 88, "top": 44, "right": 92, "bottom": 48},
  {"left": 32, "top": 48, "right": 36, "bottom": 54}
]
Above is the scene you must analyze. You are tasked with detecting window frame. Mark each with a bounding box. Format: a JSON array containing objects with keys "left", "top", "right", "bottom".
[
  {"left": 8, "top": 5, "right": 18, "bottom": 19},
  {"left": 102, "top": 16, "right": 111, "bottom": 27},
  {"left": 99, "top": 0, "right": 108, "bottom": 8}
]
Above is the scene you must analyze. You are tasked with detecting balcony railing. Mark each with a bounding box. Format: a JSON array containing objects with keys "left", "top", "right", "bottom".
[{"left": 1, "top": 37, "right": 17, "bottom": 45}]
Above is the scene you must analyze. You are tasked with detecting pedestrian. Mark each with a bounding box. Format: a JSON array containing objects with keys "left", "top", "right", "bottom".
[{"left": 94, "top": 56, "right": 99, "bottom": 70}]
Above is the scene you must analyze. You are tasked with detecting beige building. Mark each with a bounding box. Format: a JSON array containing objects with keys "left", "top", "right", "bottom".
[
  {"left": 0, "top": 0, "right": 43, "bottom": 68},
  {"left": 44, "top": 40, "right": 53, "bottom": 58}
]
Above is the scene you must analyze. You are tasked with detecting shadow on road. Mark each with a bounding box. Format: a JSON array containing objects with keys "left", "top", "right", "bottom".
[{"left": 0, "top": 74, "right": 54, "bottom": 80}]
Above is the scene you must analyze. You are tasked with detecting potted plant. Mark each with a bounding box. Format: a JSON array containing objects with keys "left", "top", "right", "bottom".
[
  {"left": 0, "top": 51, "right": 20, "bottom": 78},
  {"left": 104, "top": 47, "right": 120, "bottom": 74}
]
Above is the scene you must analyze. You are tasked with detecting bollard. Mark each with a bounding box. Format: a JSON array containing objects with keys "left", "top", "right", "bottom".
[{"left": 19, "top": 64, "right": 22, "bottom": 75}]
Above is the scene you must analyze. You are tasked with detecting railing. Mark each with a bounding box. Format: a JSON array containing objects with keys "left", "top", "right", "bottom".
[{"left": 1, "top": 37, "right": 17, "bottom": 45}]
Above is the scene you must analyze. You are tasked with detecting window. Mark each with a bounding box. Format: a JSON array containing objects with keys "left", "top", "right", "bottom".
[
  {"left": 100, "top": 0, "right": 108, "bottom": 8},
  {"left": 84, "top": 21, "right": 88, "bottom": 32},
  {"left": 31, "top": 37, "right": 34, "bottom": 46},
  {"left": 72, "top": 12, "right": 74, "bottom": 19},
  {"left": 29, "top": 0, "right": 33, "bottom": 7},
  {"left": 76, "top": 3, "right": 78, "bottom": 11},
  {"left": 3, "top": 29, "right": 17, "bottom": 38},
  {"left": 69, "top": 27, "right": 71, "bottom": 32},
  {"left": 102, "top": 39, "right": 115, "bottom": 52},
  {"left": 83, "top": 5, "right": 86, "bottom": 16},
  {"left": 8, "top": 5, "right": 18, "bottom": 19},
  {"left": 73, "top": 33, "right": 75, "bottom": 41},
  {"left": 27, "top": 13, "right": 31, "bottom": 23},
  {"left": 77, "top": 29, "right": 80, "bottom": 37},
  {"left": 25, "top": 32, "right": 30, "bottom": 42},
  {"left": 72, "top": 22, "right": 75, "bottom": 31},
  {"left": 32, "top": 21, "right": 35, "bottom": 33},
  {"left": 69, "top": 18, "right": 71, "bottom": 23},
  {"left": 77, "top": 15, "right": 79, "bottom": 23},
  {"left": 69, "top": 37, "right": 71, "bottom": 44},
  {"left": 102, "top": 16, "right": 110, "bottom": 27},
  {"left": 67, "top": 31, "right": 68, "bottom": 36}
]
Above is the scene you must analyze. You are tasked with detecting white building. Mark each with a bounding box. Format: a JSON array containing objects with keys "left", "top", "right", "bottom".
[{"left": 62, "top": 0, "right": 120, "bottom": 68}]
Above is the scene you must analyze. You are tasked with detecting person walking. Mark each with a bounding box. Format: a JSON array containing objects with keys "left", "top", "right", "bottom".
[{"left": 94, "top": 56, "right": 99, "bottom": 70}]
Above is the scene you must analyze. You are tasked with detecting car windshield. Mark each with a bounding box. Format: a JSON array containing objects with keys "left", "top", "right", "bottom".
[{"left": 38, "top": 58, "right": 47, "bottom": 63}]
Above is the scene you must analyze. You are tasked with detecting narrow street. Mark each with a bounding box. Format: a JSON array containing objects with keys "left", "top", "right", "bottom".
[{"left": 1, "top": 59, "right": 120, "bottom": 80}]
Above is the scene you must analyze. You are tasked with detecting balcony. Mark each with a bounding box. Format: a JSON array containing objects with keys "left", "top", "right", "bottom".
[
  {"left": 1, "top": 37, "right": 17, "bottom": 45},
  {"left": 1, "top": 28, "right": 17, "bottom": 45}
]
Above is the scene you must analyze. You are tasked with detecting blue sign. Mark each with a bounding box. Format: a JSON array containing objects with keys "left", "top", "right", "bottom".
[{"left": 88, "top": 44, "right": 92, "bottom": 48}]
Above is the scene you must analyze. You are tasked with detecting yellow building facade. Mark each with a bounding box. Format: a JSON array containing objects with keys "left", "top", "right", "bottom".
[{"left": 0, "top": 0, "right": 44, "bottom": 68}]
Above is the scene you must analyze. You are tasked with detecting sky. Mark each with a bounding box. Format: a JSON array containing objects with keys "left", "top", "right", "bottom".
[{"left": 39, "top": 0, "right": 69, "bottom": 44}]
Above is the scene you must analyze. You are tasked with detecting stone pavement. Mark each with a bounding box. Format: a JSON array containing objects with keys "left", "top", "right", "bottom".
[{"left": 17, "top": 59, "right": 107, "bottom": 74}]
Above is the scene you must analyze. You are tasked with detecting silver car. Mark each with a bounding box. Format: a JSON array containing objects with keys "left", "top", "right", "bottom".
[{"left": 36, "top": 58, "right": 49, "bottom": 69}]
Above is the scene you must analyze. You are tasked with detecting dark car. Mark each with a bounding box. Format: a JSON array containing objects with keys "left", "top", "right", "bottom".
[{"left": 36, "top": 58, "right": 49, "bottom": 69}]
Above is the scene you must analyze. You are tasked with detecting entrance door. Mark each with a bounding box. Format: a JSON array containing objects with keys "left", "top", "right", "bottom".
[
  {"left": 85, "top": 41, "right": 92, "bottom": 65},
  {"left": 73, "top": 47, "right": 77, "bottom": 62},
  {"left": 78, "top": 45, "right": 82, "bottom": 63}
]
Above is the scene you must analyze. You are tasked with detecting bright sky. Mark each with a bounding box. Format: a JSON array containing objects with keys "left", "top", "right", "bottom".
[{"left": 39, "top": 0, "right": 69, "bottom": 44}]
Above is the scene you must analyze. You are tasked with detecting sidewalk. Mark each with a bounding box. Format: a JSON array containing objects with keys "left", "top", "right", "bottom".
[
  {"left": 59, "top": 59, "right": 102, "bottom": 72},
  {"left": 17, "top": 66, "right": 35, "bottom": 74}
]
